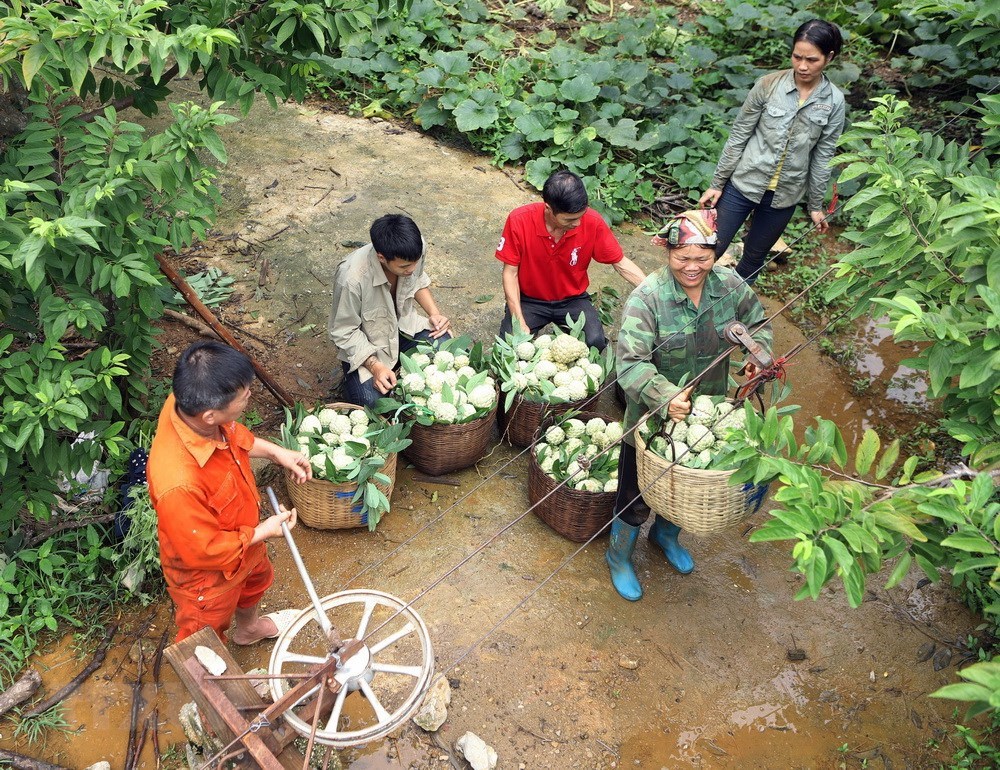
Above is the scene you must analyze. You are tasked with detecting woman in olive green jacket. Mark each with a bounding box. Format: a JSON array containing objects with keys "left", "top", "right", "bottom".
[{"left": 699, "top": 19, "right": 846, "bottom": 284}]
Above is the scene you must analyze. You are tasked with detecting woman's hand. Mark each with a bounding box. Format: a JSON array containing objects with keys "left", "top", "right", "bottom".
[
  {"left": 699, "top": 188, "right": 722, "bottom": 208},
  {"left": 667, "top": 386, "right": 694, "bottom": 422},
  {"left": 273, "top": 445, "right": 313, "bottom": 484},
  {"left": 810, "top": 210, "right": 830, "bottom": 233}
]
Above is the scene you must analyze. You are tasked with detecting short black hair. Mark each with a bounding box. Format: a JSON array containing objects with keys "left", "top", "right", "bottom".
[
  {"left": 370, "top": 214, "right": 423, "bottom": 262},
  {"left": 793, "top": 19, "right": 843, "bottom": 60},
  {"left": 173, "top": 341, "right": 255, "bottom": 416},
  {"left": 542, "top": 169, "right": 588, "bottom": 215}
]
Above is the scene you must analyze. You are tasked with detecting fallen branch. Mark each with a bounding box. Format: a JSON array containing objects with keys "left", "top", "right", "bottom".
[
  {"left": 0, "top": 669, "right": 42, "bottom": 720},
  {"left": 0, "top": 749, "right": 70, "bottom": 770},
  {"left": 124, "top": 644, "right": 145, "bottom": 770},
  {"left": 156, "top": 252, "right": 294, "bottom": 408},
  {"left": 152, "top": 627, "right": 170, "bottom": 693},
  {"left": 24, "top": 623, "right": 118, "bottom": 718},
  {"left": 164, "top": 308, "right": 219, "bottom": 339}
]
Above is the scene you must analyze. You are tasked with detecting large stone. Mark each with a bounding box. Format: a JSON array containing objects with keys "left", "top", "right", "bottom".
[
  {"left": 84, "top": 763, "right": 111, "bottom": 770},
  {"left": 455, "top": 731, "right": 497, "bottom": 770},
  {"left": 412, "top": 674, "right": 451, "bottom": 732}
]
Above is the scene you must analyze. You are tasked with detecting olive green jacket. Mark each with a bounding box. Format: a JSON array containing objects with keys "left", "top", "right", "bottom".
[
  {"left": 616, "top": 266, "right": 772, "bottom": 441},
  {"left": 711, "top": 69, "right": 846, "bottom": 211}
]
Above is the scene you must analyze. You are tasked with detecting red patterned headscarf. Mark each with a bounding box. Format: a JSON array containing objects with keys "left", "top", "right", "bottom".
[{"left": 657, "top": 209, "right": 718, "bottom": 247}]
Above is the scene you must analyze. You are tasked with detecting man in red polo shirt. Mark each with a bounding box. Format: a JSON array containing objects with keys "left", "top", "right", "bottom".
[{"left": 496, "top": 169, "right": 645, "bottom": 349}]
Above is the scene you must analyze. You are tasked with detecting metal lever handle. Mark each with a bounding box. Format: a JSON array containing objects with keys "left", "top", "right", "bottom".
[
  {"left": 265, "top": 486, "right": 335, "bottom": 639},
  {"left": 724, "top": 321, "right": 773, "bottom": 370}
]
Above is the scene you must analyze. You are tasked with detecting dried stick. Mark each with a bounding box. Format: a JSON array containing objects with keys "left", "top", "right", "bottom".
[
  {"left": 164, "top": 308, "right": 220, "bottom": 339},
  {"left": 0, "top": 749, "right": 70, "bottom": 770},
  {"left": 124, "top": 645, "right": 145, "bottom": 770},
  {"left": 156, "top": 252, "right": 294, "bottom": 408},
  {"left": 152, "top": 707, "right": 162, "bottom": 769},
  {"left": 24, "top": 624, "right": 118, "bottom": 717},
  {"left": 152, "top": 627, "right": 170, "bottom": 693},
  {"left": 127, "top": 713, "right": 151, "bottom": 770},
  {"left": 0, "top": 669, "right": 42, "bottom": 720}
]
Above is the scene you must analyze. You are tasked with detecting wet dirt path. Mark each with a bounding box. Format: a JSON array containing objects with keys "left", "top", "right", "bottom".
[{"left": 3, "top": 99, "right": 979, "bottom": 769}]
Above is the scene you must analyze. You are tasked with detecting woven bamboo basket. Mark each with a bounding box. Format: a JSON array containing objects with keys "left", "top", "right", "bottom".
[
  {"left": 404, "top": 401, "right": 498, "bottom": 476},
  {"left": 499, "top": 391, "right": 599, "bottom": 448},
  {"left": 634, "top": 416, "right": 769, "bottom": 536},
  {"left": 527, "top": 410, "right": 617, "bottom": 541},
  {"left": 284, "top": 402, "right": 398, "bottom": 530}
]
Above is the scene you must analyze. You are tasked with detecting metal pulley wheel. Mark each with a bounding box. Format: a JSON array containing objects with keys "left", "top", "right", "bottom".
[{"left": 267, "top": 589, "right": 435, "bottom": 748}]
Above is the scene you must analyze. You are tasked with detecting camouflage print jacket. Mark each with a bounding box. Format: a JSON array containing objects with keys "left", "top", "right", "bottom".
[{"left": 616, "top": 265, "right": 772, "bottom": 441}]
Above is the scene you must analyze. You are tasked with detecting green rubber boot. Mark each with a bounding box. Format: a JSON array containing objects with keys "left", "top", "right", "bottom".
[
  {"left": 648, "top": 516, "right": 694, "bottom": 574},
  {"left": 606, "top": 519, "right": 642, "bottom": 601}
]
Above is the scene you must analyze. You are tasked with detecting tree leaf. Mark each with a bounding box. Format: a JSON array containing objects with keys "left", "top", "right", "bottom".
[
  {"left": 453, "top": 99, "right": 500, "bottom": 132},
  {"left": 854, "top": 429, "right": 880, "bottom": 476},
  {"left": 939, "top": 532, "right": 996, "bottom": 554},
  {"left": 874, "top": 439, "right": 900, "bottom": 480},
  {"left": 883, "top": 551, "right": 912, "bottom": 589},
  {"left": 474, "top": 294, "right": 493, "bottom": 303}
]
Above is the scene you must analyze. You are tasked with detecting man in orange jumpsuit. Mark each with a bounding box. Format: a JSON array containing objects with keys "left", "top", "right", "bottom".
[{"left": 147, "top": 341, "right": 312, "bottom": 644}]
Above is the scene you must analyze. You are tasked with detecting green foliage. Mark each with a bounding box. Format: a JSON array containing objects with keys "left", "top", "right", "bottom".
[
  {"left": 731, "top": 404, "right": 1000, "bottom": 613},
  {"left": 166, "top": 267, "right": 235, "bottom": 308},
  {"left": 0, "top": 0, "right": 396, "bottom": 544},
  {"left": 830, "top": 95, "right": 1000, "bottom": 467},
  {"left": 934, "top": 660, "right": 1000, "bottom": 720},
  {"left": 304, "top": 0, "right": 865, "bottom": 221},
  {"left": 14, "top": 703, "right": 71, "bottom": 745},
  {"left": 0, "top": 526, "right": 116, "bottom": 684},
  {"left": 111, "top": 482, "right": 164, "bottom": 604}
]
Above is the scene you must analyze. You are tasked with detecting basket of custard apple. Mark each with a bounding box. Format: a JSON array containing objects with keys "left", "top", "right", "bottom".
[
  {"left": 636, "top": 395, "right": 771, "bottom": 536},
  {"left": 529, "top": 411, "right": 623, "bottom": 542},
  {"left": 376, "top": 336, "right": 499, "bottom": 476}
]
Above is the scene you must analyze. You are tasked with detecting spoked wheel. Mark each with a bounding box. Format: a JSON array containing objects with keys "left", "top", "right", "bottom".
[{"left": 268, "top": 590, "right": 434, "bottom": 748}]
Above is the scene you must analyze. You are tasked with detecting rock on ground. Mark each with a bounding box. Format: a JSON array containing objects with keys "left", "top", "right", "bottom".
[
  {"left": 412, "top": 674, "right": 452, "bottom": 731},
  {"left": 455, "top": 731, "right": 497, "bottom": 770}
]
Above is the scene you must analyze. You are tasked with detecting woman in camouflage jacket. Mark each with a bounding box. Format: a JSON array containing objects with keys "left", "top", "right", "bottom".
[{"left": 606, "top": 209, "right": 772, "bottom": 601}]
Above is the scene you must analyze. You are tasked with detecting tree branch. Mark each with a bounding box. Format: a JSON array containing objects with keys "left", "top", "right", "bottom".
[{"left": 23, "top": 623, "right": 118, "bottom": 718}]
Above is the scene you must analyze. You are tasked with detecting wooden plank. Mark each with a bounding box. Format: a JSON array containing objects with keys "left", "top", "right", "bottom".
[
  {"left": 164, "top": 627, "right": 305, "bottom": 769},
  {"left": 184, "top": 658, "right": 284, "bottom": 770}
]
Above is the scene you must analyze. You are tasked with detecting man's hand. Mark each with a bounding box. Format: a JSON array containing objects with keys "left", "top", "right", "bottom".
[
  {"left": 699, "top": 188, "right": 722, "bottom": 208},
  {"left": 427, "top": 314, "right": 451, "bottom": 339},
  {"left": 370, "top": 361, "right": 397, "bottom": 394},
  {"left": 810, "top": 209, "right": 829, "bottom": 233},
  {"left": 667, "top": 385, "right": 694, "bottom": 422},
  {"left": 254, "top": 504, "right": 297, "bottom": 543},
  {"left": 272, "top": 445, "right": 313, "bottom": 484}
]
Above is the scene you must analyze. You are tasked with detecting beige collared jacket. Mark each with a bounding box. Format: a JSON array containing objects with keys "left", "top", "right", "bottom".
[{"left": 328, "top": 243, "right": 431, "bottom": 382}]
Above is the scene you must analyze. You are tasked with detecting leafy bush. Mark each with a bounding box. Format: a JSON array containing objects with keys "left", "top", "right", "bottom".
[
  {"left": 831, "top": 95, "right": 1000, "bottom": 467},
  {"left": 304, "top": 0, "right": 865, "bottom": 221},
  {"left": 0, "top": 0, "right": 396, "bottom": 546},
  {"left": 112, "top": 483, "right": 164, "bottom": 604},
  {"left": 0, "top": 526, "right": 116, "bottom": 684}
]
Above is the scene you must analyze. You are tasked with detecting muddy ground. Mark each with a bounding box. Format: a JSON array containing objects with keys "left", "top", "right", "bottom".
[{"left": 2, "top": 94, "right": 983, "bottom": 770}]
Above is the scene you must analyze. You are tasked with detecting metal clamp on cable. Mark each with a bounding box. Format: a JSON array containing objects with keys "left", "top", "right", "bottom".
[
  {"left": 724, "top": 321, "right": 773, "bottom": 370},
  {"left": 250, "top": 715, "right": 271, "bottom": 733}
]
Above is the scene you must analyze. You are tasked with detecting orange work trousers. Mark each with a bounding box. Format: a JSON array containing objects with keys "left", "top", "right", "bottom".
[{"left": 170, "top": 557, "right": 274, "bottom": 643}]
